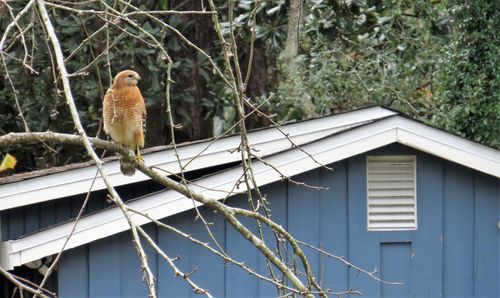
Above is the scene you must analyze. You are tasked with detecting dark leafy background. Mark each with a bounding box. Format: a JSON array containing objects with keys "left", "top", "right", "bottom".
[{"left": 0, "top": 0, "right": 498, "bottom": 175}]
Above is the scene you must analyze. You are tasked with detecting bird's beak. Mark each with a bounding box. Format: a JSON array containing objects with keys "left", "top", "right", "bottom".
[{"left": 136, "top": 74, "right": 141, "bottom": 81}]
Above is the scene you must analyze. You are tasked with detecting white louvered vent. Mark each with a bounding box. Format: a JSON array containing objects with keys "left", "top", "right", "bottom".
[{"left": 367, "top": 155, "right": 417, "bottom": 231}]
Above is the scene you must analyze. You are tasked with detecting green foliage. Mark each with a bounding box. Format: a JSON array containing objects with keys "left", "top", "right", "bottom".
[{"left": 431, "top": 1, "right": 500, "bottom": 148}]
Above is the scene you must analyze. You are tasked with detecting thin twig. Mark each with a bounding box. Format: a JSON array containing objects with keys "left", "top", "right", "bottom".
[
  {"left": 125, "top": 10, "right": 217, "bottom": 16},
  {"left": 136, "top": 226, "right": 213, "bottom": 297},
  {"left": 253, "top": 154, "right": 330, "bottom": 191},
  {"left": 296, "top": 240, "right": 403, "bottom": 285},
  {"left": 36, "top": 169, "right": 100, "bottom": 293},
  {"left": 4, "top": 1, "right": 37, "bottom": 74}
]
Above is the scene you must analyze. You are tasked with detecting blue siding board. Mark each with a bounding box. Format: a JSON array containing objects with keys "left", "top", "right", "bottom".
[
  {"left": 259, "top": 183, "right": 289, "bottom": 297},
  {"left": 443, "top": 163, "right": 475, "bottom": 296},
  {"left": 473, "top": 174, "right": 499, "bottom": 297},
  {"left": 118, "top": 225, "right": 158, "bottom": 297},
  {"left": 86, "top": 191, "right": 107, "bottom": 214},
  {"left": 288, "top": 170, "right": 321, "bottom": 281},
  {"left": 144, "top": 224, "right": 159, "bottom": 285},
  {"left": 88, "top": 236, "right": 121, "bottom": 297},
  {"left": 347, "top": 156, "right": 380, "bottom": 296},
  {"left": 225, "top": 194, "right": 260, "bottom": 297},
  {"left": 378, "top": 231, "right": 412, "bottom": 243},
  {"left": 24, "top": 204, "right": 40, "bottom": 233},
  {"left": 1, "top": 211, "right": 7, "bottom": 240},
  {"left": 59, "top": 246, "right": 89, "bottom": 297},
  {"left": 56, "top": 198, "right": 72, "bottom": 223},
  {"left": 318, "top": 161, "right": 349, "bottom": 292},
  {"left": 380, "top": 243, "right": 411, "bottom": 297},
  {"left": 411, "top": 154, "right": 444, "bottom": 297},
  {"left": 8, "top": 208, "right": 24, "bottom": 239},
  {"left": 40, "top": 201, "right": 56, "bottom": 229},
  {"left": 157, "top": 214, "right": 192, "bottom": 297},
  {"left": 70, "top": 196, "right": 86, "bottom": 218},
  {"left": 188, "top": 208, "right": 225, "bottom": 297}
]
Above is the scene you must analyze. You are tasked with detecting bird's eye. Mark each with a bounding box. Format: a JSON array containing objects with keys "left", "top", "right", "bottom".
[{"left": 127, "top": 74, "right": 134, "bottom": 78}]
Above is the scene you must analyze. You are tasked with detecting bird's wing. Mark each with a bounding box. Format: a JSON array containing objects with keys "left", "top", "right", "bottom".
[
  {"left": 102, "top": 88, "right": 115, "bottom": 131},
  {"left": 140, "top": 94, "right": 146, "bottom": 137}
]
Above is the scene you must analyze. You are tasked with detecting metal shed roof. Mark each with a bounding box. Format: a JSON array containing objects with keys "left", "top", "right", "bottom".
[
  {"left": 1, "top": 108, "right": 499, "bottom": 269},
  {"left": 0, "top": 106, "right": 396, "bottom": 211}
]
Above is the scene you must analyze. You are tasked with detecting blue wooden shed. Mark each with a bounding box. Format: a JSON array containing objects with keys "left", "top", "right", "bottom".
[{"left": 1, "top": 106, "right": 499, "bottom": 297}]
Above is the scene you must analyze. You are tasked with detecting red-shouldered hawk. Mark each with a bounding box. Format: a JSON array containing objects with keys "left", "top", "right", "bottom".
[{"left": 103, "top": 70, "right": 146, "bottom": 176}]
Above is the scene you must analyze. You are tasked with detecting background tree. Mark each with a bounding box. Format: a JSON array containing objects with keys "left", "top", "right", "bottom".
[
  {"left": 271, "top": 1, "right": 449, "bottom": 120},
  {"left": 431, "top": 1, "right": 499, "bottom": 147}
]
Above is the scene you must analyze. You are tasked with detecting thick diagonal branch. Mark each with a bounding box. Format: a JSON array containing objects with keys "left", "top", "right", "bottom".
[{"left": 1, "top": 130, "right": 312, "bottom": 295}]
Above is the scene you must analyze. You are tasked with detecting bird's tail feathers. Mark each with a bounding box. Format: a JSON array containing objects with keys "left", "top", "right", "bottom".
[{"left": 120, "top": 156, "right": 136, "bottom": 176}]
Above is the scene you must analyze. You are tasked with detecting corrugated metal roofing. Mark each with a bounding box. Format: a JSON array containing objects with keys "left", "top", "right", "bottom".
[{"left": 1, "top": 107, "right": 499, "bottom": 269}]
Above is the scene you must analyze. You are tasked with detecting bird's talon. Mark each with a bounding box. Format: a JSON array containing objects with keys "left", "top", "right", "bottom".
[{"left": 135, "top": 153, "right": 144, "bottom": 163}]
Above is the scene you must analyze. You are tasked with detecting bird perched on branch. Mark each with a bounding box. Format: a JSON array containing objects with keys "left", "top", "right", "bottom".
[{"left": 103, "top": 70, "right": 146, "bottom": 176}]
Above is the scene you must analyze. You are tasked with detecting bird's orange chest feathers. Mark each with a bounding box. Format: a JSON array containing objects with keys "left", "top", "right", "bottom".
[
  {"left": 103, "top": 85, "right": 146, "bottom": 147},
  {"left": 106, "top": 86, "right": 143, "bottom": 123}
]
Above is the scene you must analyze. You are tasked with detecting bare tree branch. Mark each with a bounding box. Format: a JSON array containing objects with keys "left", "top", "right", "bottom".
[
  {"left": 0, "top": 267, "right": 51, "bottom": 298},
  {"left": 35, "top": 1, "right": 156, "bottom": 296}
]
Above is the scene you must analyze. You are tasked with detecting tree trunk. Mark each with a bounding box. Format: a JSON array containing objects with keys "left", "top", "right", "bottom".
[
  {"left": 280, "top": 0, "right": 301, "bottom": 64},
  {"left": 279, "top": 0, "right": 317, "bottom": 118}
]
